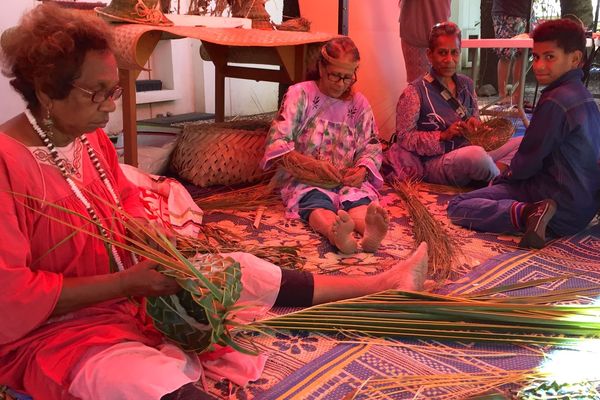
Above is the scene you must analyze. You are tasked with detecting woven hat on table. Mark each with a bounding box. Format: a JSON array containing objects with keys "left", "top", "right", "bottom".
[
  {"left": 171, "top": 120, "right": 273, "bottom": 187},
  {"left": 95, "top": 0, "right": 173, "bottom": 26}
]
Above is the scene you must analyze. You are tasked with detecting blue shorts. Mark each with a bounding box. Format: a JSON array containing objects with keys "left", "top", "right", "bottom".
[{"left": 298, "top": 189, "right": 371, "bottom": 221}]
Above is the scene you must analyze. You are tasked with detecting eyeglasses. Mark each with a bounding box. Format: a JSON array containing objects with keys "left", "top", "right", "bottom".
[
  {"left": 326, "top": 71, "right": 357, "bottom": 85},
  {"left": 72, "top": 83, "right": 123, "bottom": 103}
]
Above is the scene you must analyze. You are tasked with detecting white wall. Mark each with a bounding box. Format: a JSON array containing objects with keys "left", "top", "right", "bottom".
[
  {"left": 301, "top": 0, "right": 406, "bottom": 141},
  {"left": 0, "top": 1, "right": 34, "bottom": 122}
]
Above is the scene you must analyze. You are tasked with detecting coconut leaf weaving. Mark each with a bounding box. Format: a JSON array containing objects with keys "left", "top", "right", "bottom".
[
  {"left": 465, "top": 117, "right": 516, "bottom": 152},
  {"left": 146, "top": 253, "right": 244, "bottom": 352}
]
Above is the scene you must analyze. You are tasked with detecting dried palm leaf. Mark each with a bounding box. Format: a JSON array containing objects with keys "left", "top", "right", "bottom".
[
  {"left": 193, "top": 181, "right": 279, "bottom": 212},
  {"left": 391, "top": 179, "right": 461, "bottom": 281},
  {"left": 464, "top": 117, "right": 516, "bottom": 152},
  {"left": 280, "top": 155, "right": 342, "bottom": 189},
  {"left": 275, "top": 17, "right": 311, "bottom": 32}
]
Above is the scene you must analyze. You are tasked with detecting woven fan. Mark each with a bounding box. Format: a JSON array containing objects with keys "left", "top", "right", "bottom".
[
  {"left": 170, "top": 120, "right": 273, "bottom": 187},
  {"left": 464, "top": 117, "right": 515, "bottom": 152},
  {"left": 146, "top": 253, "right": 244, "bottom": 352}
]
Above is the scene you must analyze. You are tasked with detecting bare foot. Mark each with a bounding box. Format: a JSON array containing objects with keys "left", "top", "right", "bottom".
[
  {"left": 360, "top": 203, "right": 389, "bottom": 253},
  {"left": 331, "top": 210, "right": 357, "bottom": 254},
  {"left": 375, "top": 242, "right": 428, "bottom": 291}
]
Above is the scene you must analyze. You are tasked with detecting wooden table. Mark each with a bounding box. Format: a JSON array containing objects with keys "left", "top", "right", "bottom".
[
  {"left": 112, "top": 24, "right": 335, "bottom": 166},
  {"left": 461, "top": 38, "right": 533, "bottom": 127}
]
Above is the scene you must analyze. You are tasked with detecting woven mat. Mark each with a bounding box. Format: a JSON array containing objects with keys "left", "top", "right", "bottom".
[
  {"left": 111, "top": 23, "right": 337, "bottom": 69},
  {"left": 181, "top": 184, "right": 600, "bottom": 399}
]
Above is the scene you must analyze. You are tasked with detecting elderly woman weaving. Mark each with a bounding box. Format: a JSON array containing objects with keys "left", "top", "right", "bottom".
[
  {"left": 261, "top": 37, "right": 389, "bottom": 255},
  {"left": 0, "top": 5, "right": 428, "bottom": 399},
  {"left": 385, "top": 21, "right": 521, "bottom": 186}
]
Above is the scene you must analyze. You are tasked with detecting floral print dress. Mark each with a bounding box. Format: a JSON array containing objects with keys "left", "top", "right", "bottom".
[{"left": 260, "top": 81, "right": 383, "bottom": 218}]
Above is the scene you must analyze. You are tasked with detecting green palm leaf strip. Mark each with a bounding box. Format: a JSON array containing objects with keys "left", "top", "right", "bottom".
[
  {"left": 12, "top": 191, "right": 249, "bottom": 354},
  {"left": 247, "top": 284, "right": 600, "bottom": 346}
]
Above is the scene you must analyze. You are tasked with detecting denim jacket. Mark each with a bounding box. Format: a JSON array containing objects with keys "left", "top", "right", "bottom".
[{"left": 508, "top": 68, "right": 600, "bottom": 233}]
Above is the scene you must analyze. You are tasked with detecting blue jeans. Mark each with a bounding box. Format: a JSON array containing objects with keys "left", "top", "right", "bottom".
[
  {"left": 425, "top": 137, "right": 522, "bottom": 186},
  {"left": 447, "top": 183, "right": 526, "bottom": 233},
  {"left": 298, "top": 190, "right": 371, "bottom": 221}
]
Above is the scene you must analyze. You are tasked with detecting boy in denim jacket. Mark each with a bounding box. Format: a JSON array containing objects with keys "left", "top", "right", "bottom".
[{"left": 448, "top": 18, "right": 600, "bottom": 249}]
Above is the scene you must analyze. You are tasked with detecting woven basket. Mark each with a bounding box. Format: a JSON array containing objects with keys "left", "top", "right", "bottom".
[
  {"left": 230, "top": 0, "right": 272, "bottom": 29},
  {"left": 465, "top": 117, "right": 516, "bottom": 152},
  {"left": 170, "top": 120, "right": 272, "bottom": 187}
]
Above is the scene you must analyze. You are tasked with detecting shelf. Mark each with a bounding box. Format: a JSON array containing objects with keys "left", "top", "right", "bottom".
[{"left": 135, "top": 89, "right": 180, "bottom": 104}]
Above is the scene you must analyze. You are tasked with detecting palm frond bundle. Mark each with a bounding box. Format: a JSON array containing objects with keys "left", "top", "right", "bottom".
[
  {"left": 193, "top": 181, "right": 280, "bottom": 212},
  {"left": 391, "top": 179, "right": 461, "bottom": 281},
  {"left": 464, "top": 117, "right": 516, "bottom": 152},
  {"left": 248, "top": 281, "right": 600, "bottom": 346},
  {"left": 280, "top": 156, "right": 342, "bottom": 189},
  {"left": 275, "top": 17, "right": 311, "bottom": 32}
]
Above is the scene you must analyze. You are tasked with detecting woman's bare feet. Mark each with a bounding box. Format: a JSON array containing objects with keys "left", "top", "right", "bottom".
[
  {"left": 331, "top": 210, "right": 357, "bottom": 254},
  {"left": 360, "top": 203, "right": 389, "bottom": 253},
  {"left": 375, "top": 242, "right": 428, "bottom": 291}
]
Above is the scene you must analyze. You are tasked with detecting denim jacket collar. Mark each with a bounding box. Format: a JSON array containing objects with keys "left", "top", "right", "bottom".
[{"left": 541, "top": 69, "right": 584, "bottom": 93}]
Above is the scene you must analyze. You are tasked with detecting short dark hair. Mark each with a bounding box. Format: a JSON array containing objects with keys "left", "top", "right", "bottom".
[
  {"left": 0, "top": 3, "right": 113, "bottom": 109},
  {"left": 531, "top": 18, "right": 586, "bottom": 55},
  {"left": 428, "top": 21, "right": 462, "bottom": 50}
]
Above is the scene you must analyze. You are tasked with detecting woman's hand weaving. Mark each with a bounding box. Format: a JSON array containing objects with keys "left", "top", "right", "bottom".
[{"left": 342, "top": 166, "right": 368, "bottom": 187}]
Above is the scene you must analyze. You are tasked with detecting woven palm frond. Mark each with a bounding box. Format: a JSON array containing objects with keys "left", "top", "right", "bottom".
[
  {"left": 465, "top": 117, "right": 516, "bottom": 151},
  {"left": 170, "top": 120, "right": 273, "bottom": 188},
  {"left": 275, "top": 17, "right": 311, "bottom": 32},
  {"left": 280, "top": 155, "right": 342, "bottom": 189},
  {"left": 146, "top": 253, "right": 244, "bottom": 352}
]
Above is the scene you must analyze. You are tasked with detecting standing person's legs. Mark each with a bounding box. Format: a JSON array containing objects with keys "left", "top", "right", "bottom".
[
  {"left": 447, "top": 183, "right": 528, "bottom": 233},
  {"left": 424, "top": 146, "right": 499, "bottom": 186},
  {"left": 510, "top": 52, "right": 525, "bottom": 105},
  {"left": 401, "top": 40, "right": 429, "bottom": 82},
  {"left": 497, "top": 58, "right": 511, "bottom": 101},
  {"left": 493, "top": 15, "right": 527, "bottom": 104}
]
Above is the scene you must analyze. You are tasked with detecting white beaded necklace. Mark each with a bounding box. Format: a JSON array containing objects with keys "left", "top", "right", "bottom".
[{"left": 25, "top": 108, "right": 135, "bottom": 272}]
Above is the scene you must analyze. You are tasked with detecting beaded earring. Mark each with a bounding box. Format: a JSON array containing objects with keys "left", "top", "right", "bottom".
[{"left": 42, "top": 108, "right": 54, "bottom": 138}]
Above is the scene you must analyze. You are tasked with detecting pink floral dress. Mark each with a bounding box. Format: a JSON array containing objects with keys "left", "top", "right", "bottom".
[{"left": 260, "top": 81, "right": 383, "bottom": 218}]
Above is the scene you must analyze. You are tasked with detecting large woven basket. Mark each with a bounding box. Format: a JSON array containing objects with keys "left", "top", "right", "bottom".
[{"left": 170, "top": 120, "right": 272, "bottom": 187}]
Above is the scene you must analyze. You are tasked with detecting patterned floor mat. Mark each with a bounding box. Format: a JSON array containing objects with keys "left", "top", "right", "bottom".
[{"left": 191, "top": 183, "right": 599, "bottom": 399}]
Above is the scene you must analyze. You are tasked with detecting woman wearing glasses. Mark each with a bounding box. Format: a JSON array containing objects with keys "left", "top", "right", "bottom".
[
  {"left": 386, "top": 21, "right": 520, "bottom": 187},
  {"left": 261, "top": 37, "right": 389, "bottom": 255},
  {"left": 0, "top": 9, "right": 430, "bottom": 399}
]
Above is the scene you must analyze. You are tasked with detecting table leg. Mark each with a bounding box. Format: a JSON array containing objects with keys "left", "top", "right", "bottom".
[{"left": 119, "top": 68, "right": 138, "bottom": 167}]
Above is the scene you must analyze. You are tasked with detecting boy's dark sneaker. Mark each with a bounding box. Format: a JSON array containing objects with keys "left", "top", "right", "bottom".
[{"left": 518, "top": 199, "right": 557, "bottom": 249}]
